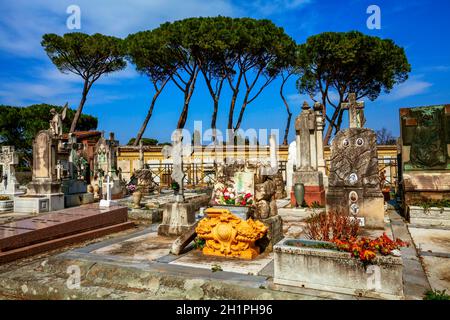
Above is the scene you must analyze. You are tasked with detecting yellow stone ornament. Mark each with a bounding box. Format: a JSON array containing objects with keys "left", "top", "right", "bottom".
[{"left": 196, "top": 208, "right": 268, "bottom": 259}]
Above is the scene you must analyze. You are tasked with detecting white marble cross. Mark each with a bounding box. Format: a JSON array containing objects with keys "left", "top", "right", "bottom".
[
  {"left": 99, "top": 175, "right": 117, "bottom": 207},
  {"left": 341, "top": 93, "right": 365, "bottom": 128},
  {"left": 104, "top": 175, "right": 114, "bottom": 201}
]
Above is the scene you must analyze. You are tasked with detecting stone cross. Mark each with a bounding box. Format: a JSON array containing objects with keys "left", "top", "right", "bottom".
[
  {"left": 103, "top": 175, "right": 114, "bottom": 201},
  {"left": 295, "top": 101, "right": 315, "bottom": 171},
  {"left": 341, "top": 93, "right": 365, "bottom": 128},
  {"left": 314, "top": 102, "right": 326, "bottom": 176},
  {"left": 0, "top": 146, "right": 19, "bottom": 194}
]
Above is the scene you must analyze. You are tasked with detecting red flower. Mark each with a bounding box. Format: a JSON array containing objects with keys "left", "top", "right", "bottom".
[{"left": 244, "top": 193, "right": 252, "bottom": 199}]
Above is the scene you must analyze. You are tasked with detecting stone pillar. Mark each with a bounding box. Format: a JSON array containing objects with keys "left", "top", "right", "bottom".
[
  {"left": 292, "top": 102, "right": 326, "bottom": 207},
  {"left": 314, "top": 103, "right": 327, "bottom": 184}
]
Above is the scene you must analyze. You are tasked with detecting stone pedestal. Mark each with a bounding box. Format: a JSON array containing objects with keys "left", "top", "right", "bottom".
[
  {"left": 326, "top": 188, "right": 384, "bottom": 229},
  {"left": 158, "top": 202, "right": 196, "bottom": 236},
  {"left": 292, "top": 171, "right": 326, "bottom": 206},
  {"left": 14, "top": 194, "right": 64, "bottom": 213},
  {"left": 256, "top": 215, "right": 283, "bottom": 253},
  {"left": 62, "top": 179, "right": 95, "bottom": 207}
]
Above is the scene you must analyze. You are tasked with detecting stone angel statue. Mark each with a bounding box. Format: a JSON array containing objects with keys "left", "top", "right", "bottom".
[{"left": 49, "top": 103, "right": 68, "bottom": 136}]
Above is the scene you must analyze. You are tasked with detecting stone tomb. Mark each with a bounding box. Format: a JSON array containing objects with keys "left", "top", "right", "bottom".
[
  {"left": 326, "top": 94, "right": 384, "bottom": 229},
  {"left": 399, "top": 105, "right": 450, "bottom": 206},
  {"left": 60, "top": 133, "right": 94, "bottom": 207},
  {"left": 0, "top": 146, "right": 22, "bottom": 196},
  {"left": 14, "top": 130, "right": 65, "bottom": 213},
  {"left": 0, "top": 203, "right": 133, "bottom": 264}
]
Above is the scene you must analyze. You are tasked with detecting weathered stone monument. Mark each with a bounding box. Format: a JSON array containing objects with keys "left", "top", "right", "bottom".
[
  {"left": 399, "top": 104, "right": 450, "bottom": 224},
  {"left": 326, "top": 93, "right": 384, "bottom": 228},
  {"left": 158, "top": 130, "right": 197, "bottom": 236},
  {"left": 14, "top": 130, "right": 65, "bottom": 213},
  {"left": 292, "top": 101, "right": 326, "bottom": 206},
  {"left": 91, "top": 132, "right": 123, "bottom": 200},
  {"left": 61, "top": 133, "right": 94, "bottom": 207},
  {"left": 0, "top": 146, "right": 22, "bottom": 196}
]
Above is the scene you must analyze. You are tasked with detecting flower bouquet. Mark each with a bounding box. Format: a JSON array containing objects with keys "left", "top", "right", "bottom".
[{"left": 214, "top": 187, "right": 253, "bottom": 206}]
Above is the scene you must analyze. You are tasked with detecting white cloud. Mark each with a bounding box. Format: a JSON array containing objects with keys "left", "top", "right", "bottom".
[
  {"left": 0, "top": 0, "right": 238, "bottom": 58},
  {"left": 381, "top": 76, "right": 432, "bottom": 102}
]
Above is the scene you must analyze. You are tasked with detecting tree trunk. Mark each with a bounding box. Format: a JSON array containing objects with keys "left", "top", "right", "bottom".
[
  {"left": 211, "top": 98, "right": 218, "bottom": 142},
  {"left": 283, "top": 112, "right": 292, "bottom": 146},
  {"left": 335, "top": 108, "right": 345, "bottom": 134},
  {"left": 133, "top": 81, "right": 167, "bottom": 146},
  {"left": 280, "top": 74, "right": 292, "bottom": 145},
  {"left": 323, "top": 107, "right": 341, "bottom": 146},
  {"left": 233, "top": 99, "right": 249, "bottom": 131},
  {"left": 176, "top": 69, "right": 199, "bottom": 129},
  {"left": 227, "top": 72, "right": 243, "bottom": 130},
  {"left": 70, "top": 79, "right": 89, "bottom": 133}
]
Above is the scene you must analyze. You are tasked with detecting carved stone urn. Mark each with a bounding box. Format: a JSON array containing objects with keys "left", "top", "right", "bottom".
[
  {"left": 93, "top": 184, "right": 100, "bottom": 200},
  {"left": 132, "top": 190, "right": 143, "bottom": 209}
]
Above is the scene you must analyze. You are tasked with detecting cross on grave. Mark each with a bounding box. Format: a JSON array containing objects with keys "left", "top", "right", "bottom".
[
  {"left": 99, "top": 175, "right": 117, "bottom": 207},
  {"left": 341, "top": 93, "right": 365, "bottom": 128},
  {"left": 0, "top": 146, "right": 19, "bottom": 195}
]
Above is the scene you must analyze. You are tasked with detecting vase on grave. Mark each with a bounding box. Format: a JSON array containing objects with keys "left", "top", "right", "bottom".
[
  {"left": 132, "top": 190, "right": 142, "bottom": 209},
  {"left": 293, "top": 183, "right": 305, "bottom": 207}
]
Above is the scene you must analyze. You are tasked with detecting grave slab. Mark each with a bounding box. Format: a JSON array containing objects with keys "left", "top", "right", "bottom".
[
  {"left": 0, "top": 203, "right": 132, "bottom": 263},
  {"left": 169, "top": 250, "right": 273, "bottom": 275}
]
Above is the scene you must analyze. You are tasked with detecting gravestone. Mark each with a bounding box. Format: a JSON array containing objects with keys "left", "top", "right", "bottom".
[
  {"left": 61, "top": 133, "right": 94, "bottom": 207},
  {"left": 399, "top": 105, "right": 450, "bottom": 220},
  {"left": 0, "top": 146, "right": 22, "bottom": 196},
  {"left": 326, "top": 94, "right": 384, "bottom": 229},
  {"left": 91, "top": 132, "right": 123, "bottom": 200},
  {"left": 158, "top": 130, "right": 197, "bottom": 236},
  {"left": 292, "top": 101, "right": 326, "bottom": 206},
  {"left": 14, "top": 130, "right": 65, "bottom": 213}
]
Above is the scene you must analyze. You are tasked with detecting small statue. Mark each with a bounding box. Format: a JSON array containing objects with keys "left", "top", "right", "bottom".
[{"left": 49, "top": 103, "right": 68, "bottom": 136}]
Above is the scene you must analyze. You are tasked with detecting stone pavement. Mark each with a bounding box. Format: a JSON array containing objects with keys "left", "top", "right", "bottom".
[{"left": 408, "top": 225, "right": 450, "bottom": 292}]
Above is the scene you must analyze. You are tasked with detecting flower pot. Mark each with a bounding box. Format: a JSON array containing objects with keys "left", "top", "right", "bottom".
[
  {"left": 293, "top": 183, "right": 305, "bottom": 207},
  {"left": 132, "top": 191, "right": 142, "bottom": 208},
  {"left": 274, "top": 238, "right": 404, "bottom": 299}
]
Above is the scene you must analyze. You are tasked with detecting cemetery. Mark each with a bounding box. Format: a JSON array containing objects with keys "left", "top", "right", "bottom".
[{"left": 0, "top": 9, "right": 449, "bottom": 302}]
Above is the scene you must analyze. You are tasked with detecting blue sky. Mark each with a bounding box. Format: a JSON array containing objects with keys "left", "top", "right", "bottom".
[{"left": 0, "top": 0, "right": 449, "bottom": 145}]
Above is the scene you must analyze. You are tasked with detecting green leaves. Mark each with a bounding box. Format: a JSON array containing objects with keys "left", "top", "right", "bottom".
[
  {"left": 41, "top": 33, "right": 126, "bottom": 80},
  {"left": 0, "top": 104, "right": 97, "bottom": 166},
  {"left": 296, "top": 31, "right": 411, "bottom": 102}
]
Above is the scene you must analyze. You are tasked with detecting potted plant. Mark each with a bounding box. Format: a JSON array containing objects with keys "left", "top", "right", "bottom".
[
  {"left": 0, "top": 195, "right": 13, "bottom": 213},
  {"left": 171, "top": 181, "right": 180, "bottom": 195}
]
